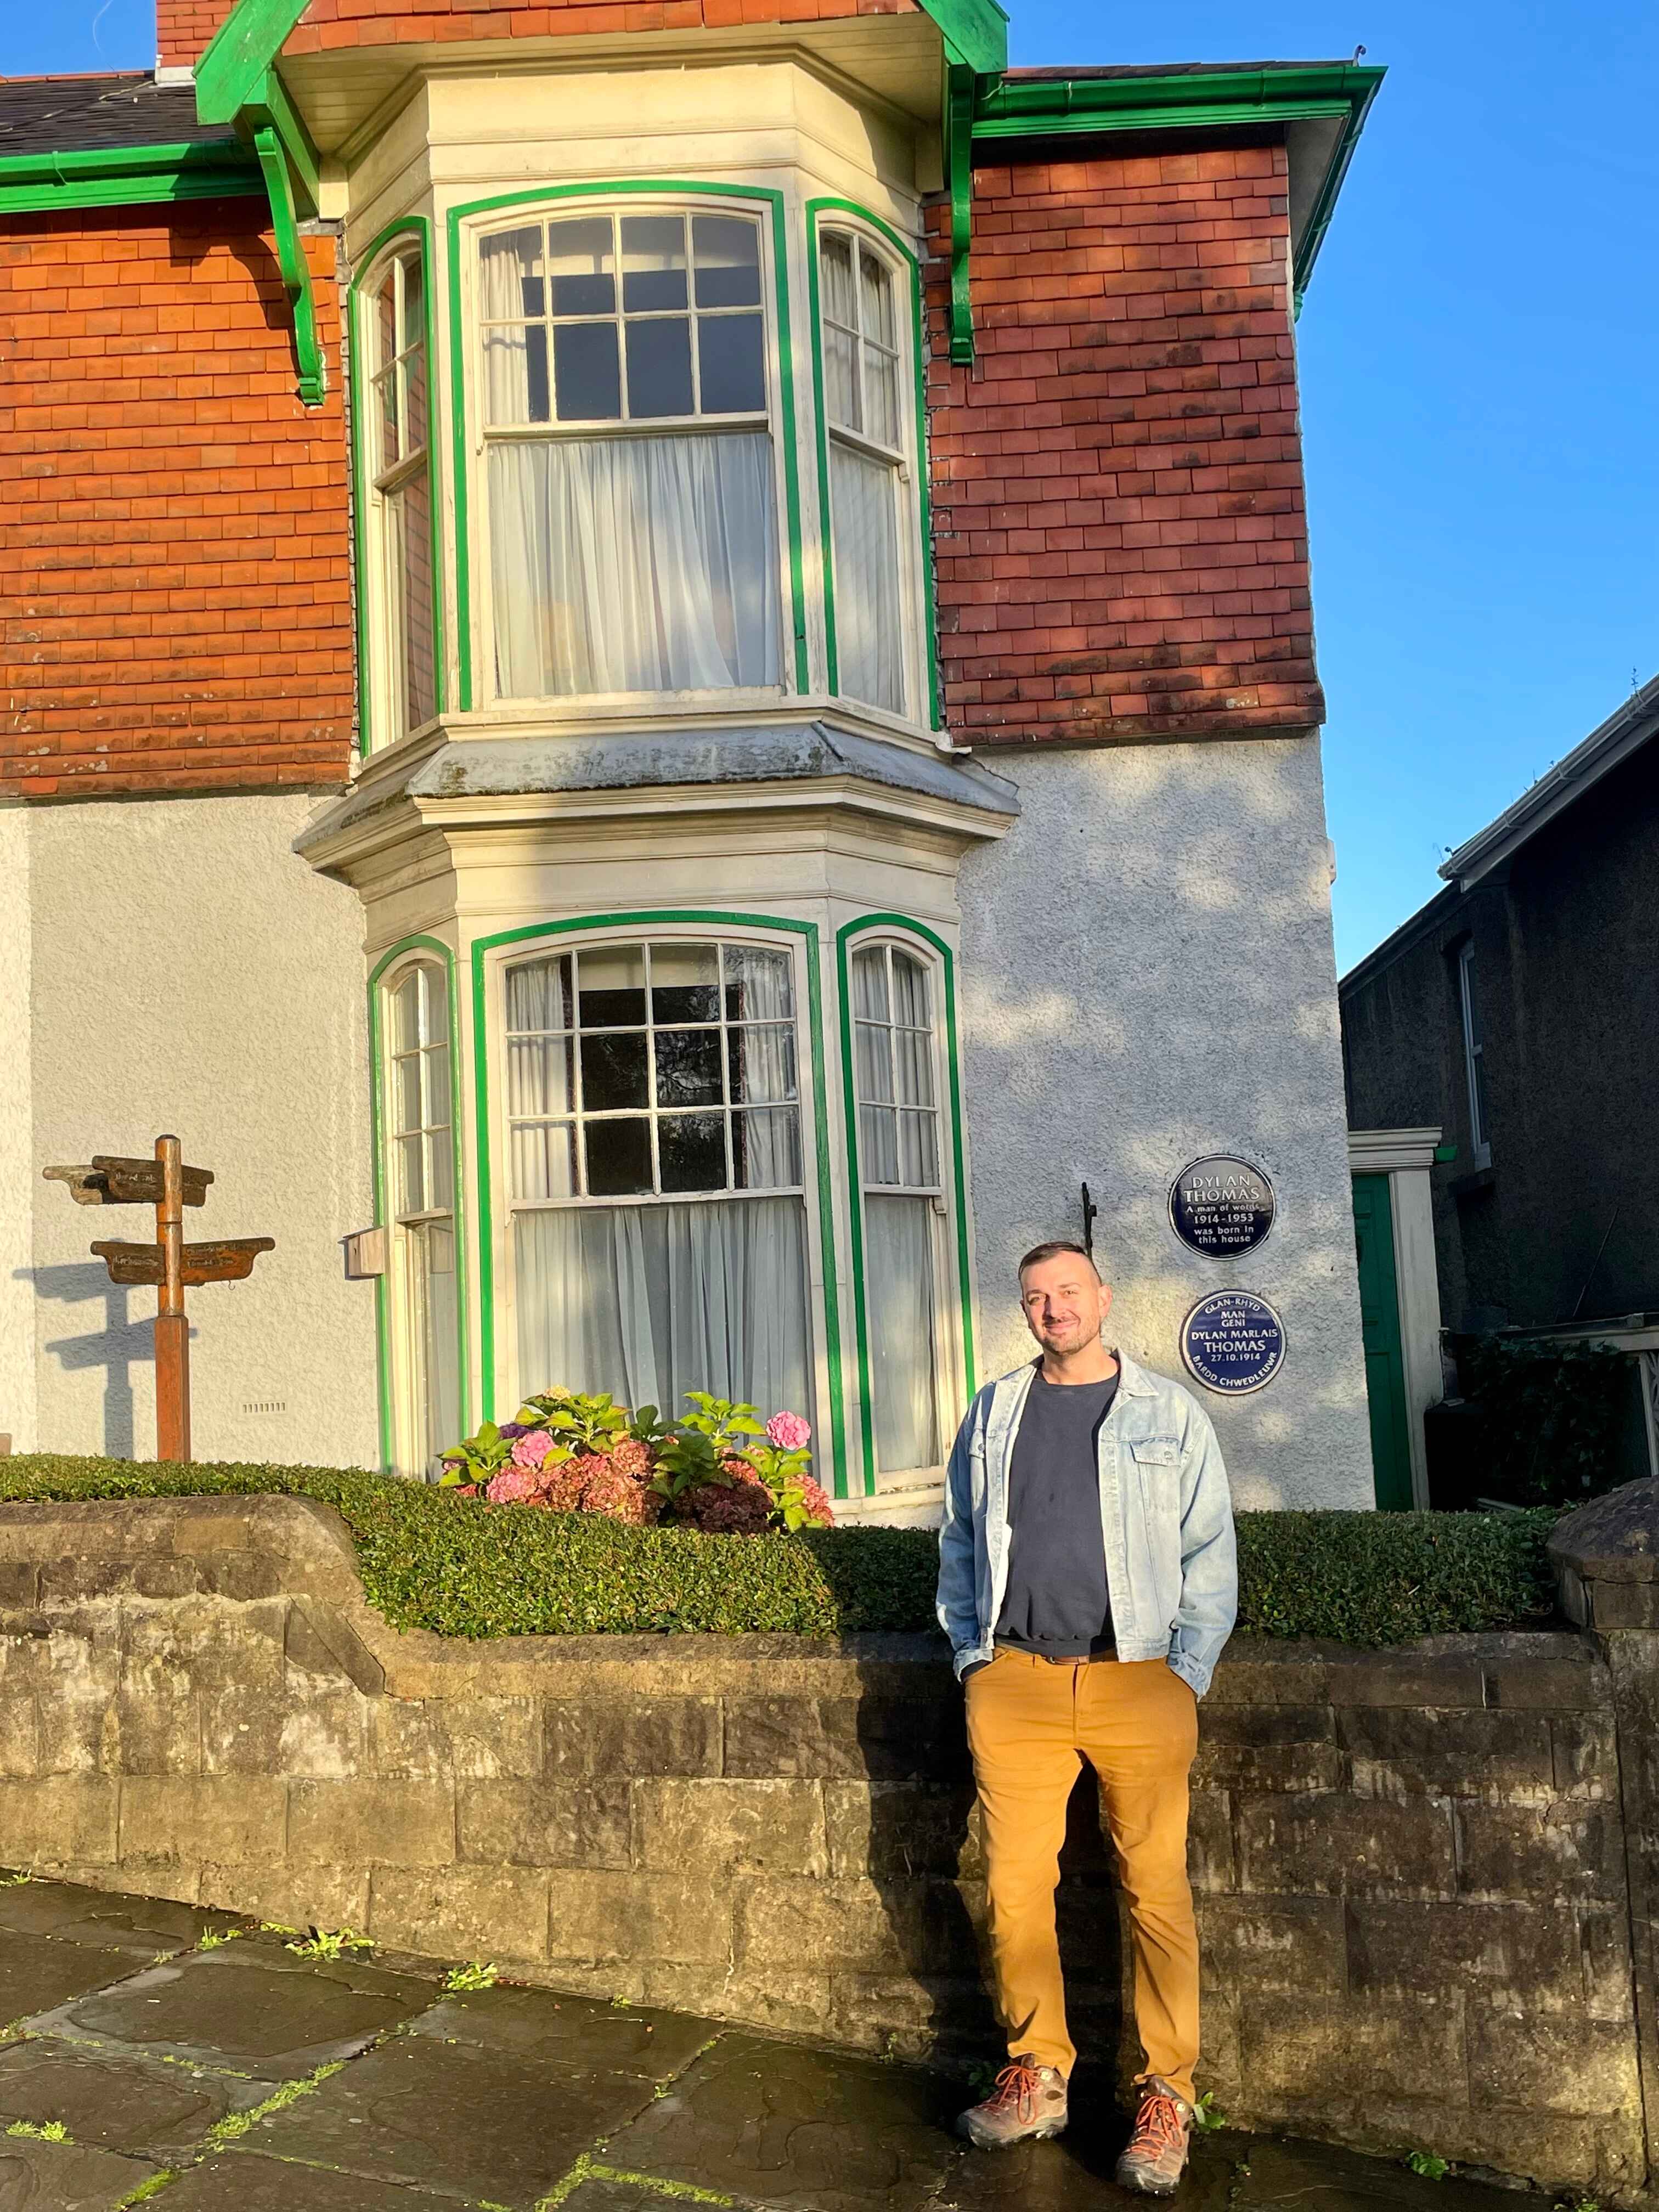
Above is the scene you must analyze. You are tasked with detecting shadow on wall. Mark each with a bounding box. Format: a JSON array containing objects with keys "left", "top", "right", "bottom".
[{"left": 19, "top": 1263, "right": 194, "bottom": 1462}]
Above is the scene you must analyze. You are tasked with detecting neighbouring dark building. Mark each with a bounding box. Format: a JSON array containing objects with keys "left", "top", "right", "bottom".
[{"left": 1340, "top": 673, "right": 1659, "bottom": 1495}]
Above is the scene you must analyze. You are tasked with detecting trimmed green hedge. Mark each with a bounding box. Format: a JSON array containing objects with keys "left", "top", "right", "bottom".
[{"left": 0, "top": 1456, "right": 1560, "bottom": 1646}]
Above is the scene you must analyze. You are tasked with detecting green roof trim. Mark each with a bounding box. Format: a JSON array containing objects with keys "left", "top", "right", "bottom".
[{"left": 0, "top": 139, "right": 261, "bottom": 214}]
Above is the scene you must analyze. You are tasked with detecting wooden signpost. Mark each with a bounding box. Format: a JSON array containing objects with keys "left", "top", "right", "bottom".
[{"left": 43, "top": 1136, "right": 274, "bottom": 1463}]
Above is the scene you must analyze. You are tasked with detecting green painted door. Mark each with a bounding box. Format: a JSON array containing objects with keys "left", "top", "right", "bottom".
[{"left": 1351, "top": 1172, "right": 1415, "bottom": 1510}]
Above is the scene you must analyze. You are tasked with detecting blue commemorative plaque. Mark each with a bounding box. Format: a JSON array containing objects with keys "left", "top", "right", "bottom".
[{"left": 1180, "top": 1290, "right": 1286, "bottom": 1395}]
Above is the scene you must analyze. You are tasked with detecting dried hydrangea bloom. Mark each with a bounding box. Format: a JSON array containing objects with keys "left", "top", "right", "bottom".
[
  {"left": 611, "top": 1437, "right": 651, "bottom": 1479},
  {"left": 538, "top": 1458, "right": 590, "bottom": 1512},
  {"left": 691, "top": 1481, "right": 774, "bottom": 1537},
  {"left": 582, "top": 1465, "right": 661, "bottom": 1526},
  {"left": 796, "top": 1476, "right": 834, "bottom": 1528}
]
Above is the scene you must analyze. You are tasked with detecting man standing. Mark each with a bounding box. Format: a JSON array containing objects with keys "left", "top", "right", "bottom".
[{"left": 938, "top": 1242, "right": 1237, "bottom": 2196}]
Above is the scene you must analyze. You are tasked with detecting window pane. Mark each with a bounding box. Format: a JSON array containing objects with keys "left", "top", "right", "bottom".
[
  {"left": 511, "top": 1120, "right": 577, "bottom": 1201},
  {"left": 735, "top": 1107, "right": 800, "bottom": 1189},
  {"left": 392, "top": 971, "right": 422, "bottom": 1054},
  {"left": 693, "top": 215, "right": 761, "bottom": 308},
  {"left": 376, "top": 279, "right": 398, "bottom": 376},
  {"left": 659, "top": 1113, "right": 726, "bottom": 1192},
  {"left": 859, "top": 245, "right": 896, "bottom": 346},
  {"left": 374, "top": 365, "right": 400, "bottom": 471},
  {"left": 580, "top": 1031, "right": 650, "bottom": 1111},
  {"left": 865, "top": 1192, "right": 941, "bottom": 1471},
  {"left": 547, "top": 216, "right": 614, "bottom": 316},
  {"left": 723, "top": 943, "right": 793, "bottom": 1020},
  {"left": 890, "top": 950, "right": 929, "bottom": 1028},
  {"left": 861, "top": 1102, "right": 899, "bottom": 1184},
  {"left": 728, "top": 1023, "right": 797, "bottom": 1104},
  {"left": 424, "top": 1039, "right": 452, "bottom": 1130},
  {"left": 698, "top": 313, "right": 765, "bottom": 415},
  {"left": 855, "top": 1019, "right": 893, "bottom": 1104},
  {"left": 893, "top": 1025, "right": 934, "bottom": 1109},
  {"left": 509, "top": 1034, "right": 574, "bottom": 1119},
  {"left": 483, "top": 324, "right": 549, "bottom": 426},
  {"left": 577, "top": 945, "right": 646, "bottom": 1028},
  {"left": 392, "top": 469, "right": 436, "bottom": 730},
  {"left": 479, "top": 225, "right": 544, "bottom": 320},
  {"left": 851, "top": 946, "right": 889, "bottom": 1023},
  {"left": 654, "top": 1028, "right": 723, "bottom": 1108},
  {"left": 625, "top": 317, "right": 694, "bottom": 419},
  {"left": 650, "top": 942, "right": 719, "bottom": 1024},
  {"left": 394, "top": 1052, "right": 422, "bottom": 1137},
  {"left": 825, "top": 325, "right": 859, "bottom": 434},
  {"left": 585, "top": 1116, "right": 652, "bottom": 1195},
  {"left": 507, "top": 956, "right": 573, "bottom": 1035},
  {"left": 396, "top": 1131, "right": 425, "bottom": 1216},
  {"left": 831, "top": 441, "right": 904, "bottom": 713},
  {"left": 864, "top": 346, "right": 899, "bottom": 449},
  {"left": 402, "top": 256, "right": 424, "bottom": 349},
  {"left": 621, "top": 215, "right": 687, "bottom": 313},
  {"left": 428, "top": 1127, "right": 455, "bottom": 1210},
  {"left": 821, "top": 232, "right": 856, "bottom": 325},
  {"left": 552, "top": 321, "right": 621, "bottom": 422},
  {"left": 900, "top": 1108, "right": 939, "bottom": 1187}
]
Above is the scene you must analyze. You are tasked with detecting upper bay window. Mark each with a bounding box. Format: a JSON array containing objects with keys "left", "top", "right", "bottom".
[
  {"left": 819, "top": 228, "right": 910, "bottom": 718},
  {"left": 478, "top": 206, "right": 784, "bottom": 701},
  {"left": 367, "top": 247, "right": 438, "bottom": 740}
]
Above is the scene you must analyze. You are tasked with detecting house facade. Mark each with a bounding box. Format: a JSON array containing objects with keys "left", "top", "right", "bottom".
[
  {"left": 1, "top": 2, "right": 1382, "bottom": 1514},
  {"left": 1340, "top": 676, "right": 1659, "bottom": 1485}
]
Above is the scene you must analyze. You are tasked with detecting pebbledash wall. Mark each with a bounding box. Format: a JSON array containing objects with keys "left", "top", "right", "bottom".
[{"left": 0, "top": 1491, "right": 1647, "bottom": 2197}]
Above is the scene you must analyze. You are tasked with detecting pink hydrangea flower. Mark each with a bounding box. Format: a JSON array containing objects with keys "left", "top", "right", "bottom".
[
  {"left": 766, "top": 1411, "right": 811, "bottom": 1452},
  {"left": 797, "top": 1476, "right": 834, "bottom": 1528},
  {"left": 538, "top": 1459, "right": 589, "bottom": 1512},
  {"left": 582, "top": 1464, "right": 661, "bottom": 1526},
  {"left": 510, "top": 1429, "right": 556, "bottom": 1471},
  {"left": 486, "top": 1465, "right": 540, "bottom": 1504},
  {"left": 611, "top": 1437, "right": 652, "bottom": 1479}
]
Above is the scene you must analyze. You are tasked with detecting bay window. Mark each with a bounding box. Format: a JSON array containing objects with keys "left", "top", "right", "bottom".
[
  {"left": 503, "top": 936, "right": 811, "bottom": 1415},
  {"left": 851, "top": 941, "right": 947, "bottom": 1474},
  {"left": 385, "top": 960, "right": 459, "bottom": 1475},
  {"left": 367, "top": 249, "right": 438, "bottom": 740},
  {"left": 478, "top": 207, "right": 784, "bottom": 701},
  {"left": 819, "top": 228, "right": 908, "bottom": 717}
]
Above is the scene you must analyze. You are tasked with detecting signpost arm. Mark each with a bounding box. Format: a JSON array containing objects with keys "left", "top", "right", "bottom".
[{"left": 155, "top": 1134, "right": 191, "bottom": 1463}]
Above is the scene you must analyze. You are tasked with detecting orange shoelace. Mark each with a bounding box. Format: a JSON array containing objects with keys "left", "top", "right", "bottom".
[
  {"left": 1130, "top": 2093, "right": 1187, "bottom": 2155},
  {"left": 985, "top": 2061, "right": 1047, "bottom": 2121}
]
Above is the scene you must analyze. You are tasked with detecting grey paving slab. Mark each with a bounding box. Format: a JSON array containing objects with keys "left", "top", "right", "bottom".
[
  {"left": 46, "top": 1949, "right": 436, "bottom": 2079},
  {"left": 1231, "top": 2137, "right": 1509, "bottom": 2212},
  {"left": 0, "top": 1878, "right": 242, "bottom": 1956},
  {"left": 408, "top": 1985, "right": 718, "bottom": 2081},
  {"left": 247, "top": 2030, "right": 657, "bottom": 2208},
  {"left": 925, "top": 2120, "right": 1237, "bottom": 2212},
  {"left": 0, "top": 2033, "right": 267, "bottom": 2160},
  {"left": 0, "top": 2130, "right": 156, "bottom": 2209},
  {"left": 0, "top": 1934, "right": 146, "bottom": 2033},
  {"left": 154, "top": 2148, "right": 471, "bottom": 2208},
  {"left": 601, "top": 2033, "right": 957, "bottom": 2212}
]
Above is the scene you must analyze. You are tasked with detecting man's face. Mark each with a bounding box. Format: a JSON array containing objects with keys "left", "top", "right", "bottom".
[{"left": 1019, "top": 1254, "right": 1111, "bottom": 1356}]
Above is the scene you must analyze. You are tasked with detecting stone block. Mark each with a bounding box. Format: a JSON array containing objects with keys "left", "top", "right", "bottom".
[
  {"left": 0, "top": 1691, "right": 36, "bottom": 1778},
  {"left": 112, "top": 1682, "right": 199, "bottom": 1777},
  {"left": 1579, "top": 1906, "right": 1635, "bottom": 2021},
  {"left": 125, "top": 1598, "right": 286, "bottom": 1695},
  {"left": 372, "top": 1865, "right": 550, "bottom": 1965},
  {"left": 0, "top": 1777, "right": 116, "bottom": 1865},
  {"left": 119, "top": 1776, "right": 284, "bottom": 1868},
  {"left": 285, "top": 1602, "right": 385, "bottom": 1699},
  {"left": 1551, "top": 1712, "right": 1620, "bottom": 1801},
  {"left": 1482, "top": 1649, "right": 1611, "bottom": 1710},
  {"left": 458, "top": 1779, "right": 631, "bottom": 1871},
  {"left": 1454, "top": 1802, "right": 1623, "bottom": 1904},
  {"left": 1328, "top": 1652, "right": 1485, "bottom": 1708},
  {"left": 1193, "top": 1704, "right": 1341, "bottom": 1793},
  {"left": 1197, "top": 1895, "right": 1345, "bottom": 1995},
  {"left": 1345, "top": 1899, "right": 1581, "bottom": 2006},
  {"left": 634, "top": 1778, "right": 825, "bottom": 1876},
  {"left": 645, "top": 1960, "right": 830, "bottom": 2035},
  {"left": 1589, "top": 1579, "right": 1659, "bottom": 1629},
  {"left": 370, "top": 1697, "right": 541, "bottom": 1780},
  {"left": 278, "top": 1694, "right": 366, "bottom": 1779},
  {"left": 1236, "top": 1792, "right": 1454, "bottom": 1898},
  {"left": 544, "top": 1697, "right": 720, "bottom": 1779},
  {"left": 1205, "top": 1647, "right": 1331, "bottom": 1705},
  {"left": 734, "top": 1874, "right": 978, "bottom": 1979},
  {"left": 1468, "top": 2005, "right": 1640, "bottom": 2116},
  {"left": 1186, "top": 1786, "right": 1236, "bottom": 1893},
  {"left": 0, "top": 1565, "right": 38, "bottom": 1608},
  {"left": 35, "top": 1608, "right": 120, "bottom": 1775},
  {"left": 289, "top": 1780, "right": 455, "bottom": 1867},
  {"left": 196, "top": 1549, "right": 289, "bottom": 1601},
  {"left": 1239, "top": 1992, "right": 1465, "bottom": 2101},
  {"left": 1336, "top": 1707, "right": 1553, "bottom": 1806},
  {"left": 723, "top": 1694, "right": 968, "bottom": 1781},
  {"left": 823, "top": 1782, "right": 977, "bottom": 1880},
  {"left": 546, "top": 1868, "right": 735, "bottom": 1967},
  {"left": 199, "top": 1861, "right": 370, "bottom": 1934},
  {"left": 827, "top": 1968, "right": 994, "bottom": 2052},
  {"left": 198, "top": 1687, "right": 287, "bottom": 1777}
]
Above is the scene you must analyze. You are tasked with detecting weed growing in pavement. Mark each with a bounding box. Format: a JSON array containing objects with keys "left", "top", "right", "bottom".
[
  {"left": 196, "top": 1930, "right": 242, "bottom": 1951},
  {"left": 5, "top": 2120, "right": 69, "bottom": 2142},
  {"left": 202, "top": 2059, "right": 346, "bottom": 2149},
  {"left": 0, "top": 1872, "right": 30, "bottom": 1888},
  {"left": 1192, "top": 2091, "right": 1228, "bottom": 2132},
  {"left": 536, "top": 2153, "right": 735, "bottom": 2210},
  {"left": 1226, "top": 2153, "right": 1253, "bottom": 2205},
  {"left": 443, "top": 1960, "right": 499, "bottom": 1991},
  {"left": 1555, "top": 2200, "right": 1600, "bottom": 2212},
  {"left": 1406, "top": 2151, "right": 1449, "bottom": 2180},
  {"left": 113, "top": 2175, "right": 178, "bottom": 2208},
  {"left": 284, "top": 1927, "right": 374, "bottom": 1961}
]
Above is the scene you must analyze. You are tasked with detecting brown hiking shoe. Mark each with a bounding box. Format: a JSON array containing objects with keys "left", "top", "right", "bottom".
[
  {"left": 957, "top": 2056, "right": 1068, "bottom": 2148},
  {"left": 1115, "top": 2079, "right": 1193, "bottom": 2194}
]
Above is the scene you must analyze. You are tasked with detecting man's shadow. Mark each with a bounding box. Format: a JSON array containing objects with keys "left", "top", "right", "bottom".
[{"left": 17, "top": 1263, "right": 192, "bottom": 1460}]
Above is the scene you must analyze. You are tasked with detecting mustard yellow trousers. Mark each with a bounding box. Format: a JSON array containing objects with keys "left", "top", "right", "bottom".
[{"left": 964, "top": 1646, "right": 1200, "bottom": 2101}]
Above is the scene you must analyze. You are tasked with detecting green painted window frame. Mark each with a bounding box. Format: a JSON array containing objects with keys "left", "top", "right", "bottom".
[
  {"left": 445, "top": 182, "right": 810, "bottom": 714},
  {"left": 805, "top": 199, "right": 940, "bottom": 732},
  {"left": 368, "top": 933, "right": 471, "bottom": 1474},
  {"left": 348, "top": 216, "right": 447, "bottom": 758},
  {"left": 470, "top": 910, "right": 848, "bottom": 1497},
  {"left": 836, "top": 913, "right": 975, "bottom": 1494}
]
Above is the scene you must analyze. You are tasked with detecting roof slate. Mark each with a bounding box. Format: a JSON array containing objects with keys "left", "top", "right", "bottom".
[{"left": 0, "top": 74, "right": 239, "bottom": 156}]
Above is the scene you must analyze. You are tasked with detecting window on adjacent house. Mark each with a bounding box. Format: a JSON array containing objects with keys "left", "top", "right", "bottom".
[
  {"left": 478, "top": 208, "right": 783, "bottom": 701},
  {"left": 502, "top": 937, "right": 810, "bottom": 1416},
  {"left": 386, "top": 961, "right": 459, "bottom": 1475},
  {"left": 1458, "top": 940, "right": 1491, "bottom": 1165},
  {"left": 820, "top": 230, "right": 907, "bottom": 716},
  {"left": 851, "top": 941, "right": 946, "bottom": 1474},
  {"left": 369, "top": 252, "right": 437, "bottom": 739}
]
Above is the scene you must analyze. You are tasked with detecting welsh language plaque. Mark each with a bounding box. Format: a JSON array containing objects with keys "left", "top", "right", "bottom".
[
  {"left": 1169, "top": 1155, "right": 1276, "bottom": 1259},
  {"left": 1180, "top": 1290, "right": 1286, "bottom": 1395}
]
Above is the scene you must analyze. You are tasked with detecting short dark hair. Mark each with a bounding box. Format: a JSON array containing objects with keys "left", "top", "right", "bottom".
[{"left": 1017, "top": 1239, "right": 1099, "bottom": 1282}]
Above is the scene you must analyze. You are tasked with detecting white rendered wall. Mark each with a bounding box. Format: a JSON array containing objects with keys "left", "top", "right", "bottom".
[
  {"left": 26, "top": 795, "right": 380, "bottom": 1469},
  {"left": 0, "top": 806, "right": 38, "bottom": 1453},
  {"left": 956, "top": 736, "right": 1373, "bottom": 1511}
]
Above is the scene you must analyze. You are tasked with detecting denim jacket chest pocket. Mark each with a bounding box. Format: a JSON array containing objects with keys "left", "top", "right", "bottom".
[{"left": 1127, "top": 1436, "right": 1183, "bottom": 1596}]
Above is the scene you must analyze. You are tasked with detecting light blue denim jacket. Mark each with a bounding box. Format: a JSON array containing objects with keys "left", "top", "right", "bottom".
[{"left": 936, "top": 1353, "right": 1238, "bottom": 1696}]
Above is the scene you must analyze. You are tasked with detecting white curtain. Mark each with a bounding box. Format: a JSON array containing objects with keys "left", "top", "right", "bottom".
[
  {"left": 865, "top": 1193, "right": 940, "bottom": 1473},
  {"left": 831, "top": 443, "right": 902, "bottom": 713},
  {"left": 514, "top": 1197, "right": 810, "bottom": 1417}
]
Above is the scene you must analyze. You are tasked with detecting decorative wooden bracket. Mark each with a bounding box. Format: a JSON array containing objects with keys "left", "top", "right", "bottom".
[
  {"left": 253, "top": 119, "right": 324, "bottom": 405},
  {"left": 945, "top": 61, "right": 977, "bottom": 365}
]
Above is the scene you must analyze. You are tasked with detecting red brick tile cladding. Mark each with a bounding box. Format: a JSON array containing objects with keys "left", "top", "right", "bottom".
[
  {"left": 281, "top": 0, "right": 917, "bottom": 60},
  {"left": 925, "top": 144, "right": 1325, "bottom": 746},
  {"left": 158, "top": 0, "right": 238, "bottom": 67},
  {"left": 0, "top": 202, "right": 355, "bottom": 800}
]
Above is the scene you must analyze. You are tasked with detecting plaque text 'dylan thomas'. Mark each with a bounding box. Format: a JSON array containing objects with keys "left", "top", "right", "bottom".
[{"left": 1169, "top": 1155, "right": 1276, "bottom": 1259}]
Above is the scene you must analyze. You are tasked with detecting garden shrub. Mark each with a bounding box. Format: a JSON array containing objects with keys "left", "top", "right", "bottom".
[
  {"left": 0, "top": 1456, "right": 1559, "bottom": 1646},
  {"left": 1453, "top": 1335, "right": 1631, "bottom": 1509}
]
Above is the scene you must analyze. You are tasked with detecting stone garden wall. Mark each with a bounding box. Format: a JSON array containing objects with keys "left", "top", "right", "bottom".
[{"left": 0, "top": 1495, "right": 1645, "bottom": 2197}]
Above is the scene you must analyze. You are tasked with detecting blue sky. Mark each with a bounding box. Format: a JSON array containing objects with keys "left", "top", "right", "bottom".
[{"left": 13, "top": 3, "right": 1658, "bottom": 969}]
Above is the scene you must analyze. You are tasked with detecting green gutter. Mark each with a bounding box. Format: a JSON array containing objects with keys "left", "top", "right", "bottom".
[{"left": 0, "top": 139, "right": 261, "bottom": 214}]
